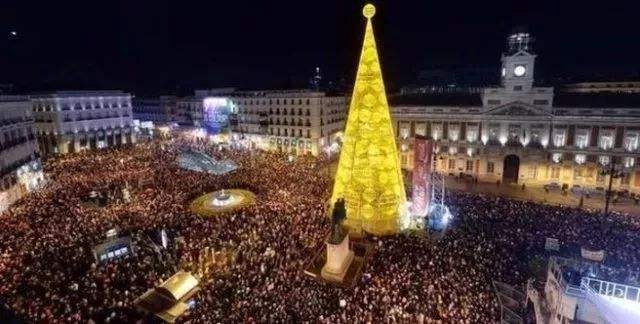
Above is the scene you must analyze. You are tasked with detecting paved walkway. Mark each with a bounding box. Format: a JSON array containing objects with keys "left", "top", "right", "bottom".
[{"left": 444, "top": 176, "right": 640, "bottom": 215}]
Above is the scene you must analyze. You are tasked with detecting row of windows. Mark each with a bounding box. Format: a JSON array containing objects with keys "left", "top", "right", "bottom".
[
  {"left": 34, "top": 103, "right": 131, "bottom": 112},
  {"left": 444, "top": 160, "right": 634, "bottom": 186},
  {"left": 270, "top": 118, "right": 312, "bottom": 127},
  {"left": 240, "top": 108, "right": 312, "bottom": 116},
  {"left": 269, "top": 128, "right": 312, "bottom": 138},
  {"left": 236, "top": 98, "right": 312, "bottom": 106}
]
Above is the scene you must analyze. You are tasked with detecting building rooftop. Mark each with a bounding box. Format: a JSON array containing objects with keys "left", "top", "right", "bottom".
[
  {"left": 30, "top": 90, "right": 130, "bottom": 98},
  {"left": 554, "top": 93, "right": 640, "bottom": 108},
  {"left": 389, "top": 93, "right": 483, "bottom": 106}
]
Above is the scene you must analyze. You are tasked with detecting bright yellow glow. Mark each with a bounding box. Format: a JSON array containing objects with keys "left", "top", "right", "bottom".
[{"left": 331, "top": 4, "right": 406, "bottom": 236}]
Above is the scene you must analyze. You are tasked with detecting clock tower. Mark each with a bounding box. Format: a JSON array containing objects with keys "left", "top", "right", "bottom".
[
  {"left": 501, "top": 30, "right": 536, "bottom": 92},
  {"left": 482, "top": 29, "right": 554, "bottom": 111}
]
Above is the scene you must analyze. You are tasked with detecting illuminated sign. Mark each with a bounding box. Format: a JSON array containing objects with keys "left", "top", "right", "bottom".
[{"left": 203, "top": 97, "right": 232, "bottom": 134}]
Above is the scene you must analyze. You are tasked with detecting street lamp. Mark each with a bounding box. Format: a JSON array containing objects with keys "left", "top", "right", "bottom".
[{"left": 600, "top": 162, "right": 627, "bottom": 215}]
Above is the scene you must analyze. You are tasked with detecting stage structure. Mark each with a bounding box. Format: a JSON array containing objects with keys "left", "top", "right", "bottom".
[{"left": 331, "top": 3, "right": 406, "bottom": 236}]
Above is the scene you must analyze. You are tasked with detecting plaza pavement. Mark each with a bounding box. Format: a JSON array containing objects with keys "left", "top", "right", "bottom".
[{"left": 444, "top": 176, "right": 640, "bottom": 216}]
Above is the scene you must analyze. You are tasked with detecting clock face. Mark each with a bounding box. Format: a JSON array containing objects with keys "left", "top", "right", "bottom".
[{"left": 514, "top": 65, "right": 526, "bottom": 77}]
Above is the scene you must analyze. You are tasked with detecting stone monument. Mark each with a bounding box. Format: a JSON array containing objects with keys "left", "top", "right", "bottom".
[{"left": 321, "top": 198, "right": 355, "bottom": 282}]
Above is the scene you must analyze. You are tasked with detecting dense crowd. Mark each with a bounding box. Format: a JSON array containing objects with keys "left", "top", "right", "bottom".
[{"left": 1, "top": 138, "right": 639, "bottom": 323}]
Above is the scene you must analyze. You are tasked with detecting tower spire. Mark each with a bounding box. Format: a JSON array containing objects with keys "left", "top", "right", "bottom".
[{"left": 331, "top": 3, "right": 406, "bottom": 236}]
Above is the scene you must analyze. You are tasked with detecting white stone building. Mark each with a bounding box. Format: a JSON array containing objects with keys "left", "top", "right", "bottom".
[
  {"left": 228, "top": 89, "right": 347, "bottom": 156},
  {"left": 31, "top": 91, "right": 136, "bottom": 156},
  {"left": 0, "top": 96, "right": 44, "bottom": 212},
  {"left": 392, "top": 32, "right": 640, "bottom": 192},
  {"left": 132, "top": 96, "right": 180, "bottom": 124}
]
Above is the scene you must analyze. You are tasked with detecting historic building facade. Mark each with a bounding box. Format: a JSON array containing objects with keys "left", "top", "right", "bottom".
[
  {"left": 392, "top": 32, "right": 640, "bottom": 192},
  {"left": 132, "top": 96, "right": 180, "bottom": 124},
  {"left": 228, "top": 90, "right": 347, "bottom": 156},
  {"left": 31, "top": 91, "right": 136, "bottom": 156},
  {"left": 0, "top": 96, "right": 44, "bottom": 212}
]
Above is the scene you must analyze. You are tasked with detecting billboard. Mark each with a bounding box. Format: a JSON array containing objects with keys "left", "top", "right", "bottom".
[
  {"left": 412, "top": 136, "right": 433, "bottom": 216},
  {"left": 203, "top": 97, "right": 232, "bottom": 134}
]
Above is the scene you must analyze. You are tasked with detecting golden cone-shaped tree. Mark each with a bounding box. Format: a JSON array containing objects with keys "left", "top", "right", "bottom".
[{"left": 330, "top": 4, "right": 406, "bottom": 236}]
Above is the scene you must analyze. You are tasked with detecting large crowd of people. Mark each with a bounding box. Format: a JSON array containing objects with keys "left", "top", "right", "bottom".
[{"left": 1, "top": 138, "right": 639, "bottom": 323}]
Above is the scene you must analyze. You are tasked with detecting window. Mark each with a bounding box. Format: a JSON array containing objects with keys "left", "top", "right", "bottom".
[
  {"left": 448, "top": 159, "right": 456, "bottom": 170},
  {"left": 513, "top": 86, "right": 523, "bottom": 91},
  {"left": 550, "top": 167, "right": 560, "bottom": 179},
  {"left": 487, "top": 162, "right": 495, "bottom": 174},
  {"left": 466, "top": 160, "right": 473, "bottom": 172}
]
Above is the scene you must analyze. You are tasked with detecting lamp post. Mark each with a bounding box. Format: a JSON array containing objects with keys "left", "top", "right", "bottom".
[{"left": 600, "top": 162, "right": 626, "bottom": 215}]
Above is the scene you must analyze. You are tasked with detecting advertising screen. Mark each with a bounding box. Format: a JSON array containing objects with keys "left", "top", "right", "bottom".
[{"left": 203, "top": 97, "right": 232, "bottom": 134}]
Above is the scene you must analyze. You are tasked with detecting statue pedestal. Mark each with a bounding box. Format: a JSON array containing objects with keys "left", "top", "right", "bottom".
[{"left": 321, "top": 232, "right": 354, "bottom": 283}]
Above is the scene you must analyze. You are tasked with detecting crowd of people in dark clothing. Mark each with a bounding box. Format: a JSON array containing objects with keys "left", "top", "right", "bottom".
[{"left": 0, "top": 138, "right": 639, "bottom": 323}]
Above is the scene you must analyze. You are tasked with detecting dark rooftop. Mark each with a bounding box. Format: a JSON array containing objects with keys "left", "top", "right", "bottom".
[
  {"left": 554, "top": 93, "right": 640, "bottom": 108},
  {"left": 389, "top": 93, "right": 482, "bottom": 107}
]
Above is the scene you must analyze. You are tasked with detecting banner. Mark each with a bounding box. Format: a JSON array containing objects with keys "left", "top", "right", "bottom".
[
  {"left": 581, "top": 248, "right": 606, "bottom": 262},
  {"left": 545, "top": 237, "right": 560, "bottom": 251},
  {"left": 411, "top": 136, "right": 433, "bottom": 216}
]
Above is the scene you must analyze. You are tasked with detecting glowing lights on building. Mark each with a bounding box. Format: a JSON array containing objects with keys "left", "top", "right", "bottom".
[
  {"left": 599, "top": 155, "right": 611, "bottom": 166},
  {"left": 553, "top": 131, "right": 566, "bottom": 147},
  {"left": 599, "top": 132, "right": 614, "bottom": 150},
  {"left": 575, "top": 132, "right": 588, "bottom": 149},
  {"left": 466, "top": 127, "right": 478, "bottom": 143},
  {"left": 552, "top": 153, "right": 562, "bottom": 163},
  {"left": 624, "top": 133, "right": 639, "bottom": 152},
  {"left": 624, "top": 156, "right": 635, "bottom": 169},
  {"left": 466, "top": 147, "right": 474, "bottom": 157},
  {"left": 331, "top": 3, "right": 406, "bottom": 236},
  {"left": 574, "top": 154, "right": 586, "bottom": 165}
]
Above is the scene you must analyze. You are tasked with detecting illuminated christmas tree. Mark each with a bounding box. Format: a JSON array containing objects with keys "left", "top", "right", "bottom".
[{"left": 331, "top": 4, "right": 406, "bottom": 236}]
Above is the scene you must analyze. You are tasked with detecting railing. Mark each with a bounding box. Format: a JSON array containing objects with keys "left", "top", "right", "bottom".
[{"left": 582, "top": 277, "right": 640, "bottom": 303}]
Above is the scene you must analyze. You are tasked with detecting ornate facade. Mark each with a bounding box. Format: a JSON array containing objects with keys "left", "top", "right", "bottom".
[
  {"left": 392, "top": 32, "right": 640, "bottom": 193},
  {"left": 0, "top": 96, "right": 43, "bottom": 212},
  {"left": 228, "top": 90, "right": 347, "bottom": 156},
  {"left": 31, "top": 91, "right": 136, "bottom": 157}
]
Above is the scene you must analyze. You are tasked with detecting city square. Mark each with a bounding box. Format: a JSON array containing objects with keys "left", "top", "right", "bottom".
[{"left": 2, "top": 1, "right": 640, "bottom": 323}]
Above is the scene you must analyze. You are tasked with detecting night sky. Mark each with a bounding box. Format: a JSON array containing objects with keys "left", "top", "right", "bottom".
[{"left": 1, "top": 0, "right": 638, "bottom": 96}]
